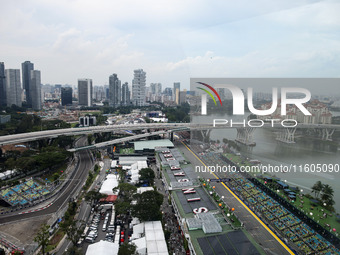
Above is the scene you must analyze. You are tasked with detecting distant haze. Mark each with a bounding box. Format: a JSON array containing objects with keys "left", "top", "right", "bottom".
[{"left": 1, "top": 0, "right": 340, "bottom": 92}]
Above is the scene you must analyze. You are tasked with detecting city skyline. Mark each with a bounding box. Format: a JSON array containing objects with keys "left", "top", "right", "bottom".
[{"left": 1, "top": 1, "right": 340, "bottom": 94}]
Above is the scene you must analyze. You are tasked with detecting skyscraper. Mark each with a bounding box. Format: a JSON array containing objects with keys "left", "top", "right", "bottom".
[
  {"left": 164, "top": 87, "right": 172, "bottom": 97},
  {"left": 150, "top": 83, "right": 162, "bottom": 96},
  {"left": 78, "top": 79, "right": 93, "bottom": 107},
  {"left": 109, "top": 73, "right": 121, "bottom": 107},
  {"left": 30, "top": 70, "right": 42, "bottom": 110},
  {"left": 0, "top": 62, "right": 6, "bottom": 106},
  {"left": 61, "top": 87, "right": 73, "bottom": 106},
  {"left": 179, "top": 90, "right": 187, "bottom": 105},
  {"left": 174, "top": 82, "right": 180, "bottom": 103},
  {"left": 21, "top": 61, "right": 34, "bottom": 107},
  {"left": 121, "top": 82, "right": 131, "bottom": 106},
  {"left": 132, "top": 69, "right": 146, "bottom": 106},
  {"left": 5, "top": 69, "right": 22, "bottom": 107}
]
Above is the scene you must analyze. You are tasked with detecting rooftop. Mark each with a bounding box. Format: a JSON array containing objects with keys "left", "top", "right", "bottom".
[{"left": 134, "top": 139, "right": 174, "bottom": 151}]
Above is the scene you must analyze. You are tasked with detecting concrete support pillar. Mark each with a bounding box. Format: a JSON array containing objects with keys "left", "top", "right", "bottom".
[
  {"left": 235, "top": 127, "right": 255, "bottom": 146},
  {"left": 276, "top": 128, "right": 296, "bottom": 143},
  {"left": 322, "top": 128, "right": 335, "bottom": 141}
]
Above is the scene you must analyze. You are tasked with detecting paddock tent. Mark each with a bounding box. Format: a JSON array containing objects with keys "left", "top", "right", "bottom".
[
  {"left": 86, "top": 240, "right": 119, "bottom": 255},
  {"left": 99, "top": 174, "right": 119, "bottom": 195}
]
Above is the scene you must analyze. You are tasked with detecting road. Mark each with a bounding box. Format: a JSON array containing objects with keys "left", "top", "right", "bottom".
[
  {"left": 0, "top": 136, "right": 94, "bottom": 224},
  {"left": 175, "top": 140, "right": 293, "bottom": 255},
  {"left": 58, "top": 156, "right": 111, "bottom": 255},
  {"left": 1, "top": 122, "right": 338, "bottom": 146}
]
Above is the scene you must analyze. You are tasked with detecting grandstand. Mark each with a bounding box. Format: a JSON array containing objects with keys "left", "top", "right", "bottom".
[
  {"left": 0, "top": 179, "right": 51, "bottom": 207},
  {"left": 200, "top": 152, "right": 340, "bottom": 255}
]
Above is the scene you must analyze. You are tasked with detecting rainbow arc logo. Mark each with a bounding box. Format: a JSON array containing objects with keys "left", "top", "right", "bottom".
[{"left": 196, "top": 82, "right": 223, "bottom": 106}]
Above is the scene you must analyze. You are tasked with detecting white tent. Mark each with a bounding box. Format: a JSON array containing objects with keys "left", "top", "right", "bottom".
[
  {"left": 0, "top": 170, "right": 16, "bottom": 180},
  {"left": 86, "top": 240, "right": 119, "bottom": 255},
  {"left": 137, "top": 187, "right": 154, "bottom": 194},
  {"left": 131, "top": 222, "right": 145, "bottom": 240},
  {"left": 131, "top": 221, "right": 168, "bottom": 255},
  {"left": 99, "top": 174, "right": 119, "bottom": 195},
  {"left": 111, "top": 160, "right": 117, "bottom": 168},
  {"left": 131, "top": 217, "right": 140, "bottom": 226},
  {"left": 131, "top": 237, "right": 147, "bottom": 255}
]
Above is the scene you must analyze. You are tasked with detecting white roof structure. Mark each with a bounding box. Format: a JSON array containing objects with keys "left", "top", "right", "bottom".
[
  {"left": 0, "top": 170, "right": 16, "bottom": 180},
  {"left": 145, "top": 221, "right": 168, "bottom": 255},
  {"left": 86, "top": 240, "right": 119, "bottom": 255},
  {"left": 124, "top": 160, "right": 148, "bottom": 184},
  {"left": 99, "top": 174, "right": 119, "bottom": 195},
  {"left": 119, "top": 156, "right": 147, "bottom": 165},
  {"left": 131, "top": 222, "right": 145, "bottom": 240},
  {"left": 137, "top": 187, "right": 154, "bottom": 194},
  {"left": 131, "top": 221, "right": 168, "bottom": 255},
  {"left": 131, "top": 217, "right": 140, "bottom": 226},
  {"left": 131, "top": 237, "right": 147, "bottom": 255},
  {"left": 111, "top": 160, "right": 117, "bottom": 168}
]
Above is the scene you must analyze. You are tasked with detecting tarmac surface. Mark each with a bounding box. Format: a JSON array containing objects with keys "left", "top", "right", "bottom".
[{"left": 176, "top": 140, "right": 292, "bottom": 255}]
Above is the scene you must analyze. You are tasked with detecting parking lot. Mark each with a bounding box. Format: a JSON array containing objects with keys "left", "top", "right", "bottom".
[{"left": 80, "top": 205, "right": 120, "bottom": 253}]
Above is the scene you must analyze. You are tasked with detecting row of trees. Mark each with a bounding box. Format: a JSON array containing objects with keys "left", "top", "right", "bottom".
[{"left": 0, "top": 146, "right": 72, "bottom": 176}]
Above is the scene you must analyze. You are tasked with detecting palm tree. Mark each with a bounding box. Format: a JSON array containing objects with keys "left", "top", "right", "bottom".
[
  {"left": 311, "top": 181, "right": 323, "bottom": 198},
  {"left": 321, "top": 184, "right": 334, "bottom": 204}
]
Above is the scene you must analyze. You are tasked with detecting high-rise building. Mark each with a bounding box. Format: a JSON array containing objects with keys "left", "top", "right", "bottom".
[
  {"left": 30, "top": 70, "right": 42, "bottom": 110},
  {"left": 5, "top": 69, "right": 22, "bottom": 107},
  {"left": 174, "top": 82, "right": 180, "bottom": 103},
  {"left": 121, "top": 82, "right": 131, "bottom": 106},
  {"left": 179, "top": 90, "right": 187, "bottom": 105},
  {"left": 0, "top": 62, "right": 6, "bottom": 106},
  {"left": 164, "top": 87, "right": 172, "bottom": 97},
  {"left": 150, "top": 83, "right": 162, "bottom": 96},
  {"left": 109, "top": 74, "right": 121, "bottom": 107},
  {"left": 21, "top": 61, "right": 34, "bottom": 107},
  {"left": 61, "top": 87, "right": 73, "bottom": 106},
  {"left": 78, "top": 79, "right": 93, "bottom": 107},
  {"left": 132, "top": 69, "right": 146, "bottom": 106}
]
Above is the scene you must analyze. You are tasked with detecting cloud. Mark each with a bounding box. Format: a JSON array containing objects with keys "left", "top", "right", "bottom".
[{"left": 0, "top": 0, "right": 340, "bottom": 91}]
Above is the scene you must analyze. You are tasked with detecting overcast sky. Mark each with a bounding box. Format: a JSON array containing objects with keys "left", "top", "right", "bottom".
[{"left": 1, "top": 0, "right": 340, "bottom": 92}]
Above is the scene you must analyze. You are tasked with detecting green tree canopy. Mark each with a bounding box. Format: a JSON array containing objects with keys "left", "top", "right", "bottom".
[
  {"left": 34, "top": 224, "right": 50, "bottom": 255},
  {"left": 118, "top": 242, "right": 137, "bottom": 255},
  {"left": 60, "top": 220, "right": 85, "bottom": 246},
  {"left": 139, "top": 168, "right": 155, "bottom": 186},
  {"left": 115, "top": 183, "right": 137, "bottom": 202},
  {"left": 132, "top": 190, "right": 163, "bottom": 221},
  {"left": 85, "top": 190, "right": 107, "bottom": 205},
  {"left": 311, "top": 181, "right": 323, "bottom": 198}
]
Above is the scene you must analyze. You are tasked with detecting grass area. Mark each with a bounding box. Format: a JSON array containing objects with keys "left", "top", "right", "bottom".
[
  {"left": 284, "top": 192, "right": 340, "bottom": 231},
  {"left": 42, "top": 164, "right": 67, "bottom": 183},
  {"left": 70, "top": 122, "right": 78, "bottom": 128},
  {"left": 119, "top": 148, "right": 135, "bottom": 154}
]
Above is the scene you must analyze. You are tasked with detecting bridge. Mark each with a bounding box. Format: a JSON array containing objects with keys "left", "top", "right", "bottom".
[{"left": 0, "top": 122, "right": 339, "bottom": 149}]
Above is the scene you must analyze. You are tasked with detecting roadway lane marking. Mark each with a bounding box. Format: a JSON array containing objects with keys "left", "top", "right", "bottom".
[{"left": 180, "top": 141, "right": 295, "bottom": 255}]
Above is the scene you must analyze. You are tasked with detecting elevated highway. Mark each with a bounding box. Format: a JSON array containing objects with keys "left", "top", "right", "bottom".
[{"left": 0, "top": 122, "right": 339, "bottom": 147}]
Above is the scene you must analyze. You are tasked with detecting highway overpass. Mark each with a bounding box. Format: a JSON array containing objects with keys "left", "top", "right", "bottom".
[{"left": 0, "top": 122, "right": 339, "bottom": 146}]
